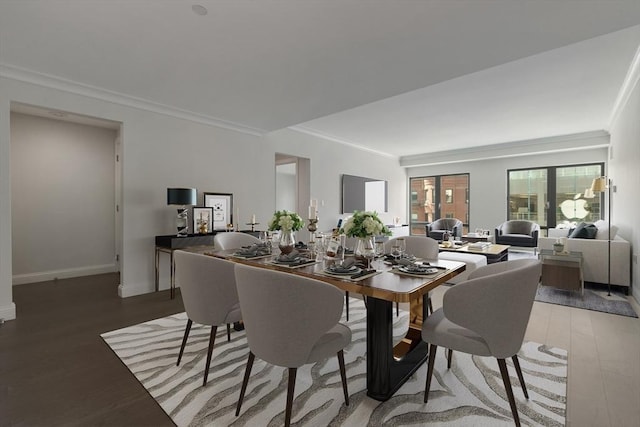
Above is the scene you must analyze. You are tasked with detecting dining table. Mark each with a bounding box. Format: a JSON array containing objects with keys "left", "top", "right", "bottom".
[{"left": 205, "top": 248, "right": 465, "bottom": 402}]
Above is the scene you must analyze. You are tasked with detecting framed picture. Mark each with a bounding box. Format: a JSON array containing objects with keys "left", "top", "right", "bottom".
[
  {"left": 204, "top": 192, "right": 233, "bottom": 231},
  {"left": 192, "top": 206, "right": 213, "bottom": 234}
]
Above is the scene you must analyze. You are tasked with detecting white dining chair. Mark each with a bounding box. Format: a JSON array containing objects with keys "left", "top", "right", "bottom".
[{"left": 174, "top": 251, "right": 242, "bottom": 386}]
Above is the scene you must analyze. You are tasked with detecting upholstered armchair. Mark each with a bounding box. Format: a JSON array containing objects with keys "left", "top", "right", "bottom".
[
  {"left": 495, "top": 220, "right": 540, "bottom": 250},
  {"left": 426, "top": 218, "right": 463, "bottom": 241}
]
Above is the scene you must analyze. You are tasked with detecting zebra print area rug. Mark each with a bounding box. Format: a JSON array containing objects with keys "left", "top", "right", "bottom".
[{"left": 101, "top": 299, "right": 567, "bottom": 426}]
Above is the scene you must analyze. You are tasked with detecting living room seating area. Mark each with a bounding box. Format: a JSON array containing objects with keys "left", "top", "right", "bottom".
[{"left": 538, "top": 220, "right": 631, "bottom": 292}]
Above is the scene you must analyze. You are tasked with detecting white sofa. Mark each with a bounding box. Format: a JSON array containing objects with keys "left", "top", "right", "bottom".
[{"left": 538, "top": 221, "right": 631, "bottom": 290}]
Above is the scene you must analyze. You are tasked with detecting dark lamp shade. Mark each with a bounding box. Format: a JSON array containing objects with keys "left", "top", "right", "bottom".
[
  {"left": 167, "top": 188, "right": 197, "bottom": 205},
  {"left": 590, "top": 177, "right": 607, "bottom": 193}
]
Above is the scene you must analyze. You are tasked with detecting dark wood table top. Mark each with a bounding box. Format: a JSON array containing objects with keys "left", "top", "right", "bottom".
[{"left": 205, "top": 249, "right": 465, "bottom": 303}]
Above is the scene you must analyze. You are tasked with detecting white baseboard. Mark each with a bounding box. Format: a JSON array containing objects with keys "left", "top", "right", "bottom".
[
  {"left": 0, "top": 302, "right": 17, "bottom": 321},
  {"left": 118, "top": 282, "right": 156, "bottom": 298},
  {"left": 12, "top": 264, "right": 118, "bottom": 285}
]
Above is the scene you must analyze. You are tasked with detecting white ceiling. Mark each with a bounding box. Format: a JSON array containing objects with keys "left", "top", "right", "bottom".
[{"left": 1, "top": 1, "right": 639, "bottom": 158}]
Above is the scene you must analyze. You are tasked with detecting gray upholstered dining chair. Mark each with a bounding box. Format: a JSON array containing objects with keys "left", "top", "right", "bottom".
[
  {"left": 234, "top": 264, "right": 351, "bottom": 427},
  {"left": 174, "top": 251, "right": 242, "bottom": 386},
  {"left": 382, "top": 235, "right": 439, "bottom": 315},
  {"left": 422, "top": 258, "right": 542, "bottom": 426},
  {"left": 213, "top": 231, "right": 261, "bottom": 250}
]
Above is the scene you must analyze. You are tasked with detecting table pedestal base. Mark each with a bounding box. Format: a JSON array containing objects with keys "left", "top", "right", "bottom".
[{"left": 366, "top": 294, "right": 429, "bottom": 401}]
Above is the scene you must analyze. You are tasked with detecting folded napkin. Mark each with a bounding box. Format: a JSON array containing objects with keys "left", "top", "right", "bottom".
[
  {"left": 399, "top": 264, "right": 431, "bottom": 273},
  {"left": 235, "top": 243, "right": 272, "bottom": 257},
  {"left": 328, "top": 263, "right": 358, "bottom": 274},
  {"left": 276, "top": 250, "right": 300, "bottom": 262}
]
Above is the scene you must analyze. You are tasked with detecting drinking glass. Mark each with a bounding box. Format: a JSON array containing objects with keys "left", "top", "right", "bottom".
[
  {"left": 397, "top": 237, "right": 406, "bottom": 258},
  {"left": 374, "top": 240, "right": 385, "bottom": 257},
  {"left": 391, "top": 244, "right": 402, "bottom": 261},
  {"left": 363, "top": 242, "right": 376, "bottom": 270}
]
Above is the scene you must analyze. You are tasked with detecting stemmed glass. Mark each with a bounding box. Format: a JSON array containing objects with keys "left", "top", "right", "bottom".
[
  {"left": 363, "top": 240, "right": 376, "bottom": 270},
  {"left": 391, "top": 244, "right": 402, "bottom": 262},
  {"left": 397, "top": 237, "right": 406, "bottom": 259}
]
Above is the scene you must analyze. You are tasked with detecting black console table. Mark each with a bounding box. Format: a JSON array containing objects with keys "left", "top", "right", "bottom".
[{"left": 155, "top": 233, "right": 216, "bottom": 299}]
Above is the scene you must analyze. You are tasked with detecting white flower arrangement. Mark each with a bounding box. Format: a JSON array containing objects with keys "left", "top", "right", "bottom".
[
  {"left": 340, "top": 211, "right": 391, "bottom": 238},
  {"left": 267, "top": 210, "right": 304, "bottom": 231}
]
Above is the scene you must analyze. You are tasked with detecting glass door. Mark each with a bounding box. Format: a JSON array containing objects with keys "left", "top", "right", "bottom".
[
  {"left": 508, "top": 169, "right": 547, "bottom": 227},
  {"left": 410, "top": 174, "right": 469, "bottom": 235}
]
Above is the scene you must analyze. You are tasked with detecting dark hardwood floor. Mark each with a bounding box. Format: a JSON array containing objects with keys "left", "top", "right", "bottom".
[{"left": 1, "top": 273, "right": 183, "bottom": 426}]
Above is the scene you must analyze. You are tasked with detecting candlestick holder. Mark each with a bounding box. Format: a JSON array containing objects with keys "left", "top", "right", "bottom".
[
  {"left": 246, "top": 222, "right": 259, "bottom": 232},
  {"left": 307, "top": 217, "right": 318, "bottom": 235}
]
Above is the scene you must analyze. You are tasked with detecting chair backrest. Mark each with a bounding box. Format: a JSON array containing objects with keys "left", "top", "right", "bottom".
[
  {"left": 384, "top": 235, "right": 439, "bottom": 260},
  {"left": 443, "top": 258, "right": 542, "bottom": 358},
  {"left": 234, "top": 264, "right": 345, "bottom": 368},
  {"left": 214, "top": 232, "right": 261, "bottom": 250},
  {"left": 174, "top": 251, "right": 239, "bottom": 326}
]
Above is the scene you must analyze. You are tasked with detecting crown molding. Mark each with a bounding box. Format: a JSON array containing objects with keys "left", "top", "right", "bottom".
[
  {"left": 0, "top": 63, "right": 265, "bottom": 137},
  {"left": 289, "top": 125, "right": 398, "bottom": 159},
  {"left": 400, "top": 130, "right": 609, "bottom": 168},
  {"left": 608, "top": 43, "right": 640, "bottom": 128}
]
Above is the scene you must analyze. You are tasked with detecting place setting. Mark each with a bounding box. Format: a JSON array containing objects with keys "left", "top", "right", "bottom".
[
  {"left": 269, "top": 249, "right": 319, "bottom": 269},
  {"left": 230, "top": 243, "right": 273, "bottom": 260},
  {"left": 322, "top": 257, "right": 380, "bottom": 281}
]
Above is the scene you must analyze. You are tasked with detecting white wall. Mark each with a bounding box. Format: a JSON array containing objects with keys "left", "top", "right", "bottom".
[
  {"left": 275, "top": 162, "right": 297, "bottom": 212},
  {"left": 406, "top": 146, "right": 608, "bottom": 233},
  {"left": 263, "top": 128, "right": 407, "bottom": 231},
  {"left": 11, "top": 113, "right": 117, "bottom": 284},
  {"left": 609, "top": 66, "right": 639, "bottom": 300},
  {"left": 0, "top": 75, "right": 406, "bottom": 320}
]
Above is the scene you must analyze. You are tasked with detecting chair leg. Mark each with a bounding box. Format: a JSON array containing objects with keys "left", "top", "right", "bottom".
[
  {"left": 337, "top": 350, "right": 349, "bottom": 406},
  {"left": 396, "top": 301, "right": 399, "bottom": 316},
  {"left": 497, "top": 358, "right": 521, "bottom": 427},
  {"left": 203, "top": 325, "right": 218, "bottom": 386},
  {"left": 227, "top": 323, "right": 231, "bottom": 342},
  {"left": 447, "top": 348, "right": 453, "bottom": 369},
  {"left": 512, "top": 355, "right": 529, "bottom": 399},
  {"left": 236, "top": 351, "right": 255, "bottom": 416},
  {"left": 345, "top": 291, "right": 349, "bottom": 321},
  {"left": 424, "top": 344, "right": 438, "bottom": 403},
  {"left": 285, "top": 367, "right": 297, "bottom": 427},
  {"left": 427, "top": 297, "right": 434, "bottom": 315},
  {"left": 176, "top": 319, "right": 192, "bottom": 366}
]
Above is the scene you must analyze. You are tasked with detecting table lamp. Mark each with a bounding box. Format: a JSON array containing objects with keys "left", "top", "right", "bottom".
[{"left": 167, "top": 188, "right": 197, "bottom": 237}]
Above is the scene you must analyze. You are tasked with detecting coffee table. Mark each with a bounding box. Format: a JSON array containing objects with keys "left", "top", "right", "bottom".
[{"left": 439, "top": 243, "right": 510, "bottom": 264}]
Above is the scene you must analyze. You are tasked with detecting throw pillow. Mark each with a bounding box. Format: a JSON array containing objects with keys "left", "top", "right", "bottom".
[
  {"left": 568, "top": 222, "right": 597, "bottom": 239},
  {"left": 594, "top": 219, "right": 619, "bottom": 240}
]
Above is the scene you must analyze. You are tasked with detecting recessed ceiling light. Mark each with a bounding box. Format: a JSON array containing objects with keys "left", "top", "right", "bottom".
[{"left": 192, "top": 4, "right": 208, "bottom": 16}]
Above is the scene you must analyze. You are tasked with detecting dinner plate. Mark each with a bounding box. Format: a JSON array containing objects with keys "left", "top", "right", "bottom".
[
  {"left": 398, "top": 266, "right": 439, "bottom": 275},
  {"left": 325, "top": 266, "right": 361, "bottom": 276}
]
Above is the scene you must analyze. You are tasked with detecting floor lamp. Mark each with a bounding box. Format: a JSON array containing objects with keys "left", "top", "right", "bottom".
[{"left": 591, "top": 176, "right": 611, "bottom": 296}]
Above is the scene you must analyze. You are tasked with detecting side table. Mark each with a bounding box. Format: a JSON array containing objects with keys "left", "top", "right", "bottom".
[
  {"left": 155, "top": 233, "right": 216, "bottom": 299},
  {"left": 538, "top": 249, "right": 583, "bottom": 295}
]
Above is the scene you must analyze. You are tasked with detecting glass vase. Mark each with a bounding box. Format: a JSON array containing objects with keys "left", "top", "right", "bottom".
[
  {"left": 279, "top": 229, "right": 296, "bottom": 254},
  {"left": 354, "top": 237, "right": 375, "bottom": 263}
]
